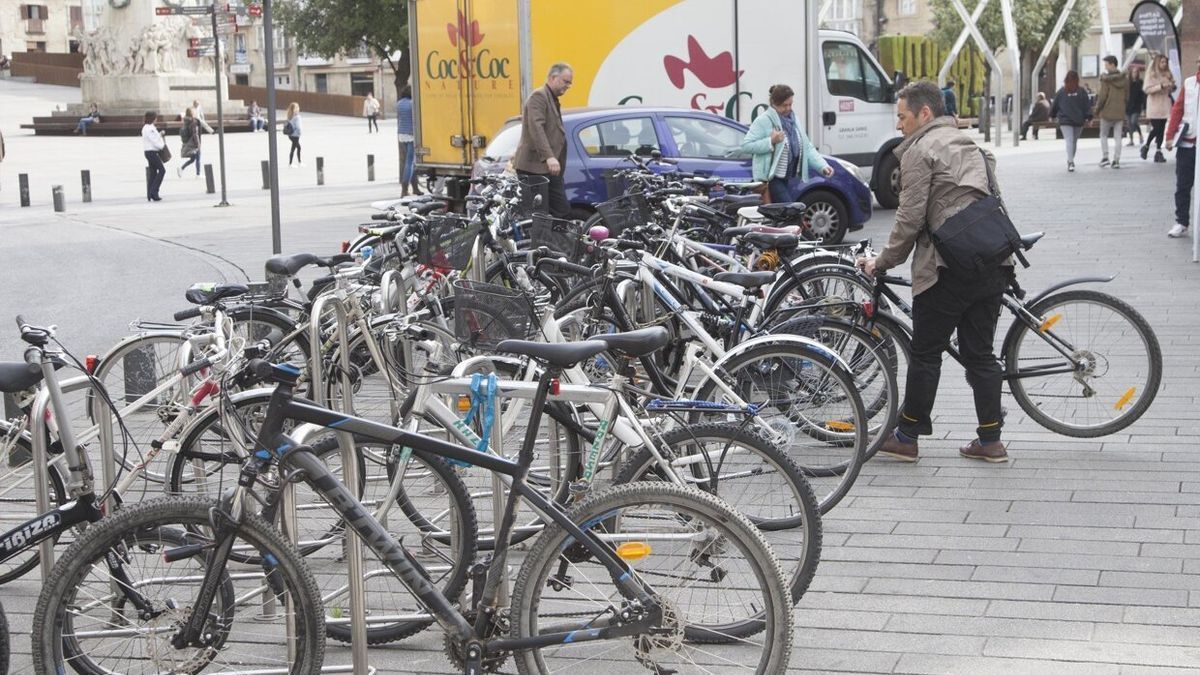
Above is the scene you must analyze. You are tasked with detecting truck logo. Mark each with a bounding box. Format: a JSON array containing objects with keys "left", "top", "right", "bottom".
[
  {"left": 663, "top": 35, "right": 741, "bottom": 89},
  {"left": 426, "top": 9, "right": 510, "bottom": 81},
  {"left": 446, "top": 9, "right": 484, "bottom": 48}
]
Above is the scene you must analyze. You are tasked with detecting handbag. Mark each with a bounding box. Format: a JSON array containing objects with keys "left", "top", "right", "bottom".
[
  {"left": 158, "top": 145, "right": 172, "bottom": 163},
  {"left": 283, "top": 121, "right": 294, "bottom": 136},
  {"left": 928, "top": 148, "right": 1027, "bottom": 276}
]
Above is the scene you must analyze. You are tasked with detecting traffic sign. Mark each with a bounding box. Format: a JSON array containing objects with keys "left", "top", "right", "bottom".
[
  {"left": 187, "top": 48, "right": 216, "bottom": 58},
  {"left": 248, "top": 3, "right": 262, "bottom": 17},
  {"left": 155, "top": 6, "right": 174, "bottom": 15},
  {"left": 189, "top": 37, "right": 216, "bottom": 47}
]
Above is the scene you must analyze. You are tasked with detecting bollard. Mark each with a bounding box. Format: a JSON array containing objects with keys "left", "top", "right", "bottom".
[
  {"left": 316, "top": 156, "right": 324, "bottom": 186},
  {"left": 261, "top": 160, "right": 270, "bottom": 190},
  {"left": 19, "top": 173, "right": 30, "bottom": 207},
  {"left": 367, "top": 154, "right": 375, "bottom": 182},
  {"left": 51, "top": 185, "right": 65, "bottom": 212},
  {"left": 81, "top": 170, "right": 92, "bottom": 203},
  {"left": 204, "top": 164, "right": 216, "bottom": 194}
]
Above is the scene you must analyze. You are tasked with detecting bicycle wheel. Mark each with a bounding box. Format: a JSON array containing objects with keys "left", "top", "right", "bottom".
[
  {"left": 691, "top": 341, "right": 869, "bottom": 514},
  {"left": 0, "top": 598, "right": 8, "bottom": 675},
  {"left": 1002, "top": 289, "right": 1162, "bottom": 437},
  {"left": 612, "top": 423, "right": 821, "bottom": 604},
  {"left": 0, "top": 426, "right": 68, "bottom": 584},
  {"left": 307, "top": 436, "right": 478, "bottom": 645},
  {"left": 32, "top": 497, "right": 325, "bottom": 674},
  {"left": 510, "top": 482, "right": 793, "bottom": 673},
  {"left": 763, "top": 263, "right": 876, "bottom": 321},
  {"left": 227, "top": 304, "right": 311, "bottom": 371}
]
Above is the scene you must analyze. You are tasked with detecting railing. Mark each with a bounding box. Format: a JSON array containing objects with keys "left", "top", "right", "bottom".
[{"left": 25, "top": 18, "right": 45, "bottom": 34}]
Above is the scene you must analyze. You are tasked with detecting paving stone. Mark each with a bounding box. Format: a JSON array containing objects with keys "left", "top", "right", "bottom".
[
  {"left": 983, "top": 636, "right": 1200, "bottom": 668},
  {"left": 1052, "top": 586, "right": 1189, "bottom": 608},
  {"left": 935, "top": 550, "right": 1182, "bottom": 574},
  {"left": 884, "top": 613, "right": 1094, "bottom": 641},
  {"left": 1007, "top": 525, "right": 1183, "bottom": 544},
  {"left": 986, "top": 599, "right": 1125, "bottom": 623},
  {"left": 971, "top": 565, "right": 1100, "bottom": 586},
  {"left": 863, "top": 578, "right": 1055, "bottom": 602},
  {"left": 785, "top": 647, "right": 901, "bottom": 673},
  {"left": 894, "top": 653, "right": 1121, "bottom": 675}
]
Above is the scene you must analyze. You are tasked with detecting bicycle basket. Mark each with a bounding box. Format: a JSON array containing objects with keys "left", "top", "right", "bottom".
[
  {"left": 526, "top": 213, "right": 583, "bottom": 258},
  {"left": 417, "top": 215, "right": 476, "bottom": 271},
  {"left": 453, "top": 279, "right": 535, "bottom": 349},
  {"left": 603, "top": 169, "right": 628, "bottom": 200},
  {"left": 595, "top": 193, "right": 651, "bottom": 236},
  {"left": 515, "top": 174, "right": 551, "bottom": 221}
]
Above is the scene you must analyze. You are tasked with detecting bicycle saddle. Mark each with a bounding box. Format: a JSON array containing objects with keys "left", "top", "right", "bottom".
[
  {"left": 587, "top": 327, "right": 669, "bottom": 358},
  {"left": 684, "top": 176, "right": 721, "bottom": 189},
  {"left": 710, "top": 194, "right": 762, "bottom": 214},
  {"left": 742, "top": 232, "right": 799, "bottom": 250},
  {"left": 756, "top": 203, "right": 807, "bottom": 221},
  {"left": 411, "top": 200, "right": 447, "bottom": 216},
  {"left": 723, "top": 224, "right": 802, "bottom": 237},
  {"left": 1020, "top": 231, "right": 1045, "bottom": 250},
  {"left": 495, "top": 339, "right": 608, "bottom": 368},
  {"left": 713, "top": 271, "right": 776, "bottom": 289},
  {"left": 265, "top": 252, "right": 353, "bottom": 277},
  {"left": 0, "top": 362, "right": 42, "bottom": 393},
  {"left": 184, "top": 283, "right": 250, "bottom": 306}
]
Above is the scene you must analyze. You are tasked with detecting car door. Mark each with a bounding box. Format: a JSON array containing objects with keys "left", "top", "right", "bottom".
[
  {"left": 658, "top": 114, "right": 753, "bottom": 181},
  {"left": 818, "top": 39, "right": 897, "bottom": 166},
  {"left": 571, "top": 114, "right": 662, "bottom": 203}
]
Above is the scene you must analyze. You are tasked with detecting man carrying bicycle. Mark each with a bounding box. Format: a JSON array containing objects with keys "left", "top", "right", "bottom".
[{"left": 857, "top": 80, "right": 1010, "bottom": 464}]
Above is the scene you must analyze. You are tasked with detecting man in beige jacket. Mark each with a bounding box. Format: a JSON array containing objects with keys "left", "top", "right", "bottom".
[
  {"left": 512, "top": 62, "right": 573, "bottom": 218},
  {"left": 857, "top": 80, "right": 1009, "bottom": 464},
  {"left": 1095, "top": 55, "right": 1129, "bottom": 168}
]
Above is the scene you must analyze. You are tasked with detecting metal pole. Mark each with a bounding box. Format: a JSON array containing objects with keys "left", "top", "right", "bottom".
[
  {"left": 80, "top": 169, "right": 92, "bottom": 202},
  {"left": 948, "top": 0, "right": 1005, "bottom": 147},
  {"left": 937, "top": 0, "right": 991, "bottom": 86},
  {"left": 367, "top": 154, "right": 375, "bottom": 181},
  {"left": 264, "top": 0, "right": 282, "bottom": 253},
  {"left": 19, "top": 173, "right": 30, "bottom": 206},
  {"left": 999, "top": 0, "right": 1021, "bottom": 147},
  {"left": 51, "top": 185, "right": 64, "bottom": 212},
  {"left": 1031, "top": 0, "right": 1079, "bottom": 115},
  {"left": 205, "top": 163, "right": 216, "bottom": 193},
  {"left": 316, "top": 156, "right": 325, "bottom": 185},
  {"left": 805, "top": 0, "right": 821, "bottom": 145},
  {"left": 1098, "top": 0, "right": 1114, "bottom": 57},
  {"left": 210, "top": 4, "right": 230, "bottom": 207}
]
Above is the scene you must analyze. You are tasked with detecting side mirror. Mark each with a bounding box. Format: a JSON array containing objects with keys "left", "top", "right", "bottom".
[{"left": 893, "top": 70, "right": 908, "bottom": 89}]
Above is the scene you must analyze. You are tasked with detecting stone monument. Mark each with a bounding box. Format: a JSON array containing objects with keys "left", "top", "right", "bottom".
[{"left": 72, "top": 0, "right": 232, "bottom": 117}]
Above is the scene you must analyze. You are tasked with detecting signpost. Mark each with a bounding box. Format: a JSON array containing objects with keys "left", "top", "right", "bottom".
[{"left": 210, "top": 3, "right": 230, "bottom": 207}]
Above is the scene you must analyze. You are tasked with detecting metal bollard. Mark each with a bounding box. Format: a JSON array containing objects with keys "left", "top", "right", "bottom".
[
  {"left": 367, "top": 154, "right": 375, "bottom": 182},
  {"left": 51, "top": 185, "right": 65, "bottom": 212},
  {"left": 19, "top": 173, "right": 30, "bottom": 207},
  {"left": 316, "top": 156, "right": 324, "bottom": 186},
  {"left": 261, "top": 160, "right": 270, "bottom": 190},
  {"left": 204, "top": 164, "right": 216, "bottom": 194},
  {"left": 80, "top": 170, "right": 92, "bottom": 203}
]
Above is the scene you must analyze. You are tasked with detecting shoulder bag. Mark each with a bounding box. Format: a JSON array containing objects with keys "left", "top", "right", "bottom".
[
  {"left": 928, "top": 148, "right": 1027, "bottom": 276},
  {"left": 158, "top": 143, "right": 172, "bottom": 163}
]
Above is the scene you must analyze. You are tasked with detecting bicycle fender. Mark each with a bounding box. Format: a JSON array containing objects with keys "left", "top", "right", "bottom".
[
  {"left": 449, "top": 355, "right": 527, "bottom": 378},
  {"left": 1026, "top": 275, "right": 1116, "bottom": 307},
  {"left": 713, "top": 333, "right": 851, "bottom": 374}
]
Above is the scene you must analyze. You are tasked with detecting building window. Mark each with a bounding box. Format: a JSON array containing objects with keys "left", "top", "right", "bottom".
[
  {"left": 22, "top": 4, "right": 47, "bottom": 20},
  {"left": 256, "top": 26, "right": 264, "bottom": 50},
  {"left": 69, "top": 6, "right": 82, "bottom": 31},
  {"left": 348, "top": 41, "right": 370, "bottom": 60},
  {"left": 235, "top": 74, "right": 249, "bottom": 85},
  {"left": 897, "top": 0, "right": 917, "bottom": 16},
  {"left": 350, "top": 72, "right": 375, "bottom": 96},
  {"left": 314, "top": 73, "right": 328, "bottom": 93}
]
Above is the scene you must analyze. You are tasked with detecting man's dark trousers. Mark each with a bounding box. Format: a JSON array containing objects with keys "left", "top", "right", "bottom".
[
  {"left": 898, "top": 268, "right": 1007, "bottom": 443},
  {"left": 516, "top": 169, "right": 570, "bottom": 218},
  {"left": 1176, "top": 146, "right": 1195, "bottom": 227}
]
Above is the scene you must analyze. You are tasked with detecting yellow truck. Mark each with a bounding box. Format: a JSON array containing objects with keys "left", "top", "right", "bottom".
[{"left": 408, "top": 0, "right": 904, "bottom": 206}]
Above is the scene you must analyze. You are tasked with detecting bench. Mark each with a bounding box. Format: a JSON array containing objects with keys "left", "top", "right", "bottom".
[
  {"left": 20, "top": 113, "right": 257, "bottom": 136},
  {"left": 1030, "top": 119, "right": 1120, "bottom": 140}
]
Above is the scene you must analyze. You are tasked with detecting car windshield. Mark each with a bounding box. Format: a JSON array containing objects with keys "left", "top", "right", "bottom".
[{"left": 484, "top": 123, "right": 522, "bottom": 160}]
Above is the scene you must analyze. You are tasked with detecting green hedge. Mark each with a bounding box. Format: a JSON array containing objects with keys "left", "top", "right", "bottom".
[{"left": 878, "top": 35, "right": 985, "bottom": 117}]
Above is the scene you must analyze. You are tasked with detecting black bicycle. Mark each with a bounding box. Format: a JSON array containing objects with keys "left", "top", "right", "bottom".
[{"left": 33, "top": 332, "right": 795, "bottom": 674}]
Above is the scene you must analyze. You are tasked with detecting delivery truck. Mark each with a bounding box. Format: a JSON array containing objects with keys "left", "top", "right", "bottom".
[{"left": 409, "top": 0, "right": 905, "bottom": 208}]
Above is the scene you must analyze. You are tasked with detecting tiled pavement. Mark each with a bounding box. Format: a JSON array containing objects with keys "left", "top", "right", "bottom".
[{"left": 3, "top": 75, "right": 1200, "bottom": 672}]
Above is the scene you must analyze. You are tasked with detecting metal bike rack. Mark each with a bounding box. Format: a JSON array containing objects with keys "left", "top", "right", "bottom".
[
  {"left": 307, "top": 293, "right": 371, "bottom": 673},
  {"left": 379, "top": 268, "right": 416, "bottom": 378}
]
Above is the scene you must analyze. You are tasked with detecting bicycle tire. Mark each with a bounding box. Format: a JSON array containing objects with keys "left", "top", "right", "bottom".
[
  {"left": 32, "top": 496, "right": 325, "bottom": 675},
  {"left": 0, "top": 429, "right": 67, "bottom": 584},
  {"left": 1002, "top": 289, "right": 1162, "bottom": 437},
  {"left": 0, "top": 598, "right": 8, "bottom": 675},
  {"left": 762, "top": 263, "right": 876, "bottom": 321},
  {"left": 510, "top": 482, "right": 793, "bottom": 672},
  {"left": 611, "top": 423, "right": 822, "bottom": 604}
]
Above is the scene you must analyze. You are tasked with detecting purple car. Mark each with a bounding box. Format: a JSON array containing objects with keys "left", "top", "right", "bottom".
[{"left": 472, "top": 106, "right": 872, "bottom": 243}]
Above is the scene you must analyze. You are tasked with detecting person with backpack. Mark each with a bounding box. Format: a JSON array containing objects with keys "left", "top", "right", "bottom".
[
  {"left": 855, "top": 80, "right": 1011, "bottom": 464},
  {"left": 1050, "top": 70, "right": 1091, "bottom": 172},
  {"left": 284, "top": 102, "right": 303, "bottom": 167},
  {"left": 177, "top": 107, "right": 202, "bottom": 177}
]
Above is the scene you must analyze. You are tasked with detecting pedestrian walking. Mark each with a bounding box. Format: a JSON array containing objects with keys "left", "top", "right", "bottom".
[
  {"left": 512, "top": 62, "right": 573, "bottom": 218},
  {"left": 855, "top": 80, "right": 1010, "bottom": 464},
  {"left": 1142, "top": 54, "right": 1175, "bottom": 162},
  {"left": 396, "top": 85, "right": 421, "bottom": 196},
  {"left": 1019, "top": 93, "right": 1051, "bottom": 140},
  {"left": 942, "top": 78, "right": 958, "bottom": 118},
  {"left": 1050, "top": 70, "right": 1091, "bottom": 172},
  {"left": 177, "top": 107, "right": 202, "bottom": 177},
  {"left": 284, "top": 102, "right": 303, "bottom": 167},
  {"left": 74, "top": 103, "right": 100, "bottom": 135},
  {"left": 1095, "top": 56, "right": 1129, "bottom": 168},
  {"left": 141, "top": 111, "right": 166, "bottom": 202},
  {"left": 1164, "top": 54, "right": 1200, "bottom": 238},
  {"left": 1126, "top": 65, "right": 1146, "bottom": 147},
  {"left": 248, "top": 100, "right": 266, "bottom": 131},
  {"left": 190, "top": 99, "right": 214, "bottom": 134},
  {"left": 0, "top": 127, "right": 5, "bottom": 191},
  {"left": 363, "top": 92, "right": 381, "bottom": 133},
  {"left": 741, "top": 83, "right": 833, "bottom": 205}
]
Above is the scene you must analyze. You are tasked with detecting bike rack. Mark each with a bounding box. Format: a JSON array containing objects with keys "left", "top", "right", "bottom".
[{"left": 379, "top": 267, "right": 415, "bottom": 379}]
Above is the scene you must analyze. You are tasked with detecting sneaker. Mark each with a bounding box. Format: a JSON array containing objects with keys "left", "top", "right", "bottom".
[
  {"left": 1141, "top": 145, "right": 1150, "bottom": 160},
  {"left": 1112, "top": 160, "right": 1120, "bottom": 169},
  {"left": 1067, "top": 161, "right": 1075, "bottom": 172},
  {"left": 1099, "top": 158, "right": 1110, "bottom": 168},
  {"left": 878, "top": 431, "right": 919, "bottom": 463},
  {"left": 960, "top": 439, "right": 1008, "bottom": 463},
  {"left": 1155, "top": 151, "right": 1167, "bottom": 163},
  {"left": 1168, "top": 223, "right": 1189, "bottom": 238}
]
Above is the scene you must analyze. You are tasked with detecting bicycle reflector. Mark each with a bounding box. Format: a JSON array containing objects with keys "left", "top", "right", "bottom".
[
  {"left": 1038, "top": 314, "right": 1062, "bottom": 332},
  {"left": 549, "top": 378, "right": 561, "bottom": 396},
  {"left": 616, "top": 542, "right": 651, "bottom": 561},
  {"left": 85, "top": 355, "right": 99, "bottom": 374},
  {"left": 825, "top": 420, "right": 856, "bottom": 432},
  {"left": 861, "top": 301, "right": 875, "bottom": 318},
  {"left": 341, "top": 240, "right": 351, "bottom": 253},
  {"left": 457, "top": 395, "right": 472, "bottom": 412},
  {"left": 1115, "top": 387, "right": 1136, "bottom": 411}
]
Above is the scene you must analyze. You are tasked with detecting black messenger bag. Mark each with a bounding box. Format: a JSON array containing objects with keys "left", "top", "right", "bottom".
[{"left": 929, "top": 149, "right": 1028, "bottom": 276}]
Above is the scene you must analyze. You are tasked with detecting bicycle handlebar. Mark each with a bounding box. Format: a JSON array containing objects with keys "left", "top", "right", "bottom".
[
  {"left": 174, "top": 307, "right": 202, "bottom": 322},
  {"left": 180, "top": 357, "right": 211, "bottom": 378}
]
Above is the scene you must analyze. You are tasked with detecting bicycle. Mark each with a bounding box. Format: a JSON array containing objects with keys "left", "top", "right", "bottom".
[{"left": 34, "top": 341, "right": 795, "bottom": 674}]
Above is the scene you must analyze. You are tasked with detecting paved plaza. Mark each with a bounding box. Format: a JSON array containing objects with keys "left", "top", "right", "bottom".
[{"left": 2, "top": 77, "right": 1200, "bottom": 673}]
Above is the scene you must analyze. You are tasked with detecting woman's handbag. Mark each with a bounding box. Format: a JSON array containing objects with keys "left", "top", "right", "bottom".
[
  {"left": 158, "top": 145, "right": 172, "bottom": 162},
  {"left": 928, "top": 149, "right": 1027, "bottom": 276}
]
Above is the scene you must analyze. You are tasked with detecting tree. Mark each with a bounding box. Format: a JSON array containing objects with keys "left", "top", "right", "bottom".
[{"left": 276, "top": 0, "right": 410, "bottom": 97}]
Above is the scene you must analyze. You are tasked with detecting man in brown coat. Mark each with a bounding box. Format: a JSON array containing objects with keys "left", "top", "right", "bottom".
[
  {"left": 512, "top": 62, "right": 573, "bottom": 218},
  {"left": 1095, "top": 55, "right": 1129, "bottom": 168},
  {"left": 857, "top": 80, "right": 1009, "bottom": 464}
]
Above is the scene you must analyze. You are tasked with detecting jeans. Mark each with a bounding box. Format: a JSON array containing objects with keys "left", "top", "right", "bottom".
[
  {"left": 1176, "top": 146, "right": 1195, "bottom": 227},
  {"left": 144, "top": 150, "right": 166, "bottom": 200},
  {"left": 1144, "top": 119, "right": 1166, "bottom": 150},
  {"left": 399, "top": 140, "right": 415, "bottom": 184},
  {"left": 252, "top": 118, "right": 266, "bottom": 131},
  {"left": 1020, "top": 118, "right": 1043, "bottom": 139},
  {"left": 1061, "top": 125, "right": 1082, "bottom": 163},
  {"left": 288, "top": 136, "right": 301, "bottom": 164},
  {"left": 367, "top": 115, "right": 379, "bottom": 132},
  {"left": 1099, "top": 119, "right": 1124, "bottom": 161},
  {"left": 76, "top": 117, "right": 96, "bottom": 135},
  {"left": 180, "top": 149, "right": 201, "bottom": 175},
  {"left": 1126, "top": 113, "right": 1142, "bottom": 143},
  {"left": 898, "top": 268, "right": 1008, "bottom": 443},
  {"left": 516, "top": 169, "right": 570, "bottom": 218},
  {"left": 768, "top": 177, "right": 792, "bottom": 204}
]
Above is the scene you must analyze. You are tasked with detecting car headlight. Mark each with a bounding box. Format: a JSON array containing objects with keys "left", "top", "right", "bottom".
[{"left": 828, "top": 157, "right": 867, "bottom": 185}]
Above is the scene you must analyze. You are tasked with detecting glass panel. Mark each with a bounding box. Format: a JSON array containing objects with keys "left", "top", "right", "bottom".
[
  {"left": 579, "top": 117, "right": 658, "bottom": 157},
  {"left": 664, "top": 116, "right": 748, "bottom": 159}
]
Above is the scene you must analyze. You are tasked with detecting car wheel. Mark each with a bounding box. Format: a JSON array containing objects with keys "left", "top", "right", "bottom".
[
  {"left": 873, "top": 153, "right": 900, "bottom": 209},
  {"left": 802, "top": 189, "right": 850, "bottom": 244}
]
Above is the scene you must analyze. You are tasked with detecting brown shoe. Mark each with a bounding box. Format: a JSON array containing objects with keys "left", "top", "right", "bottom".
[
  {"left": 960, "top": 439, "right": 1008, "bottom": 463},
  {"left": 878, "top": 433, "right": 919, "bottom": 462}
]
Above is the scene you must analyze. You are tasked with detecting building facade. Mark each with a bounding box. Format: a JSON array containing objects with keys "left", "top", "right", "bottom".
[{"left": 0, "top": 0, "right": 85, "bottom": 57}]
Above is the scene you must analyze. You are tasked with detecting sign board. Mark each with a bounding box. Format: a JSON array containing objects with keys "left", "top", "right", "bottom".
[
  {"left": 188, "top": 48, "right": 217, "bottom": 58},
  {"left": 248, "top": 3, "right": 262, "bottom": 17},
  {"left": 230, "top": 63, "right": 252, "bottom": 74},
  {"left": 189, "top": 37, "right": 216, "bottom": 47}
]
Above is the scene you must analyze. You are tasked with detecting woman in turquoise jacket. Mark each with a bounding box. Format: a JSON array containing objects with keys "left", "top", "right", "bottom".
[{"left": 741, "top": 84, "right": 833, "bottom": 204}]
